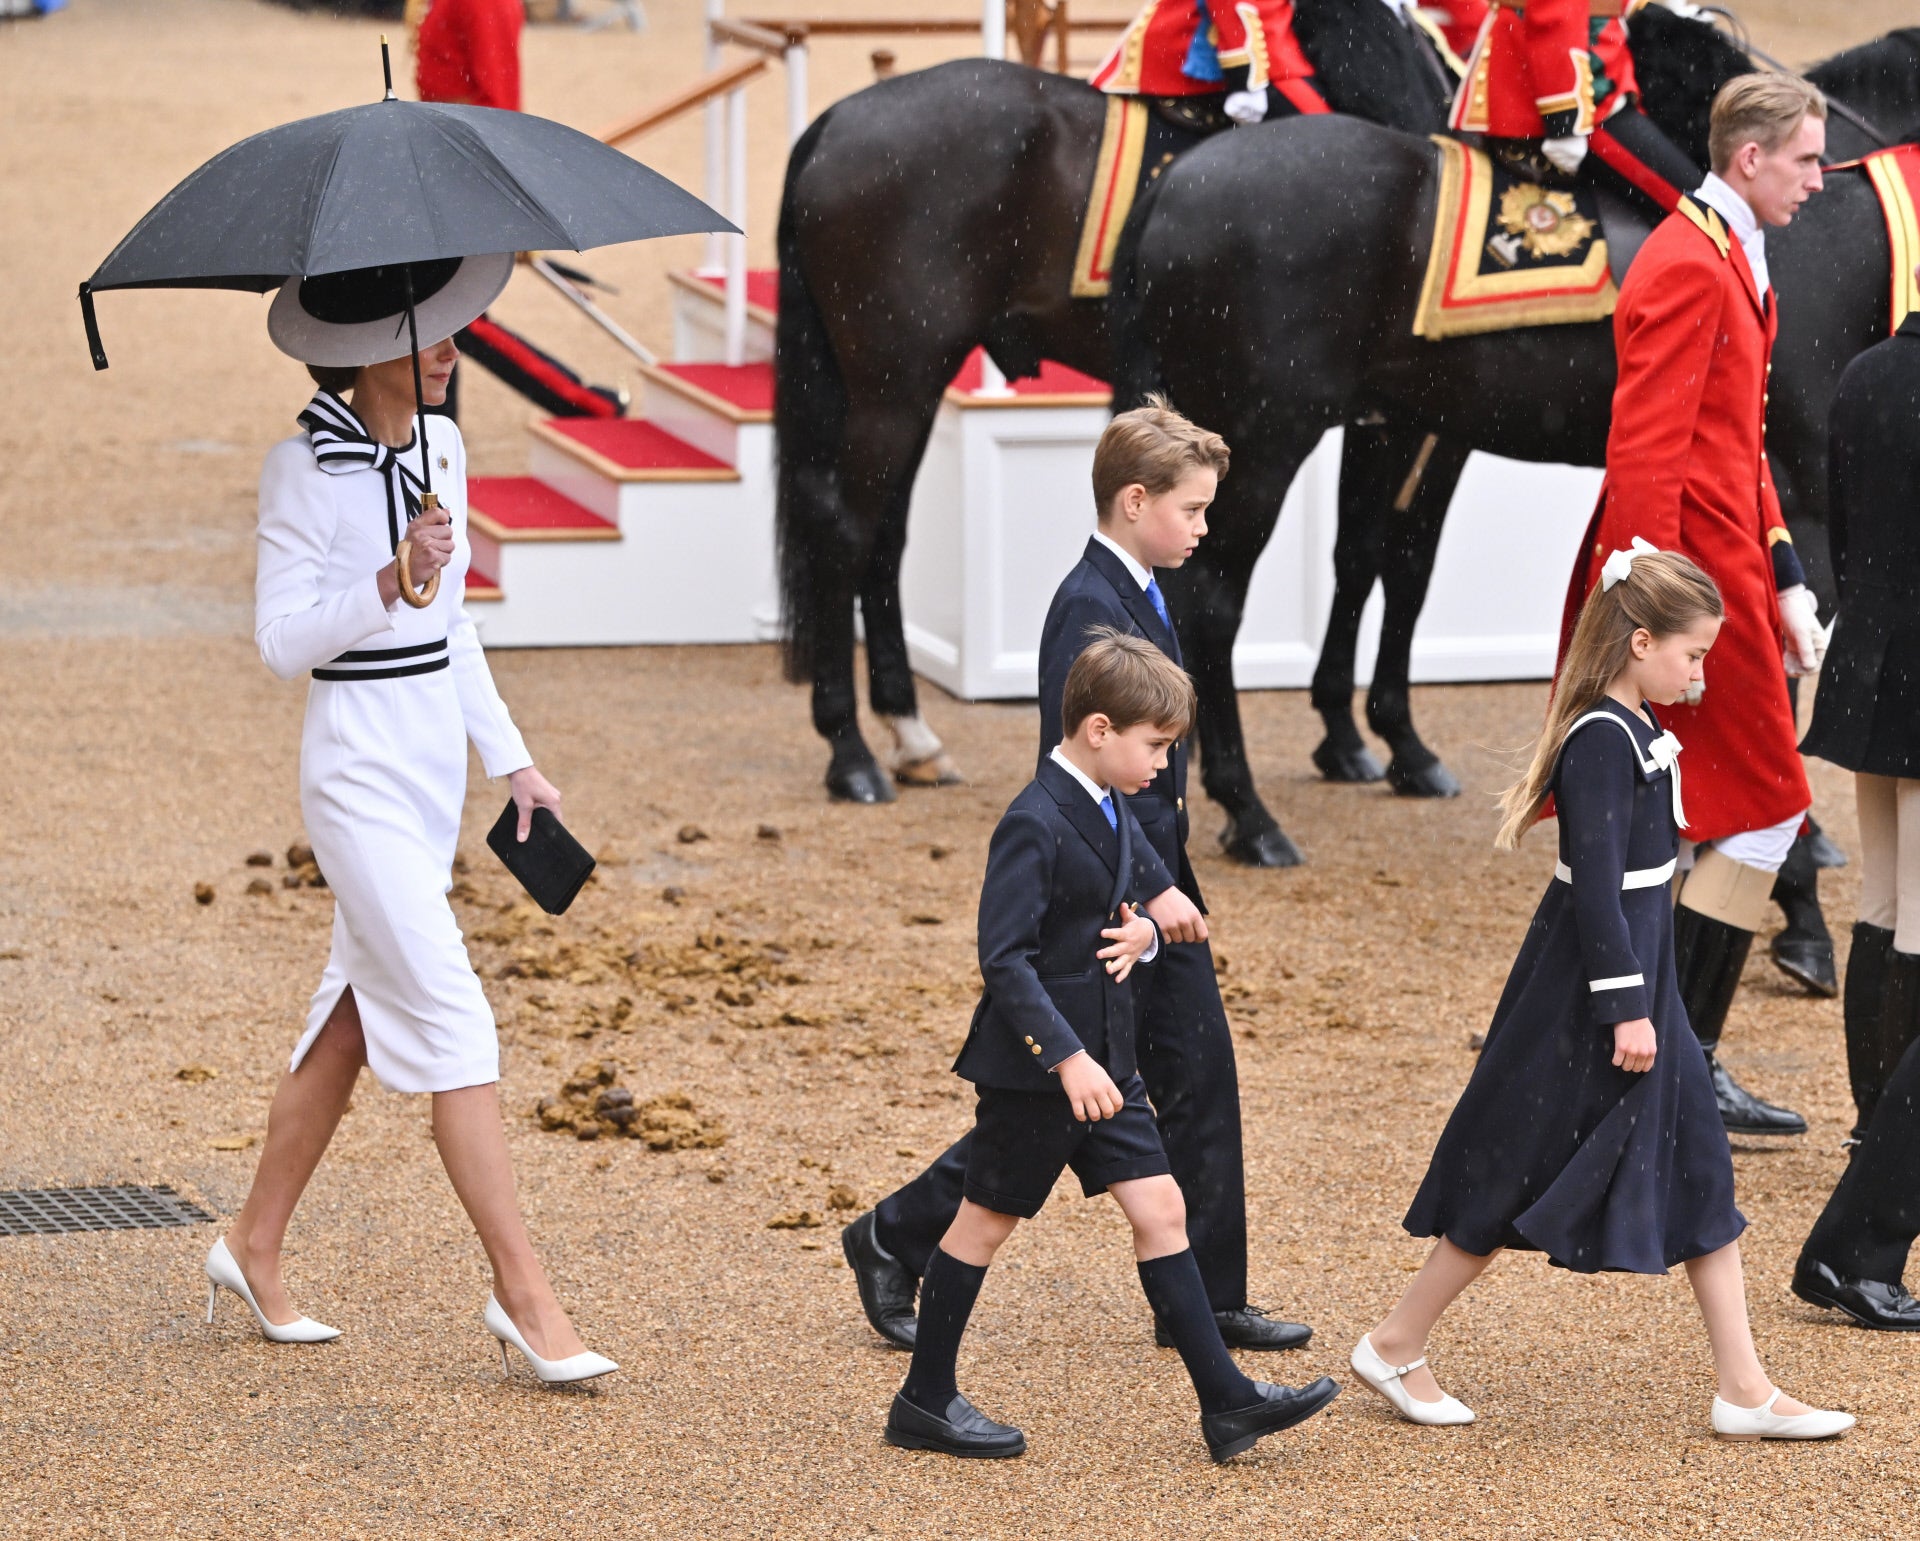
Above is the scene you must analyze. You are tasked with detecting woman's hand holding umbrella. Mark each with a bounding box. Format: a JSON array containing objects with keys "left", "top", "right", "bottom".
[{"left": 379, "top": 503, "right": 454, "bottom": 610}]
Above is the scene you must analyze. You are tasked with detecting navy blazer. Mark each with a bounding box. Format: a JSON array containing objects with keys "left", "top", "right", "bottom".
[
  {"left": 1036, "top": 537, "right": 1202, "bottom": 911},
  {"left": 952, "top": 758, "right": 1159, "bottom": 1091}
]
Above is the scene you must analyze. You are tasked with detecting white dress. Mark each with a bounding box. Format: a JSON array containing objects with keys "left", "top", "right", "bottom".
[{"left": 255, "top": 412, "right": 528, "bottom": 1094}]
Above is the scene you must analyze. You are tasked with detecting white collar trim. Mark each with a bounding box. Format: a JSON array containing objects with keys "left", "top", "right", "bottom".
[
  {"left": 1092, "top": 529, "right": 1154, "bottom": 592},
  {"left": 1049, "top": 744, "right": 1112, "bottom": 806}
]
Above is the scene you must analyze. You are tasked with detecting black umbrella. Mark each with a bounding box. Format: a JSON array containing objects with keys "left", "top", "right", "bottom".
[{"left": 80, "top": 43, "right": 735, "bottom": 602}]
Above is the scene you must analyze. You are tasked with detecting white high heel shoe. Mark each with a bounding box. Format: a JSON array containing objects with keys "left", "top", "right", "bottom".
[
  {"left": 1711, "top": 1389, "right": 1855, "bottom": 1441},
  {"left": 1350, "top": 1334, "right": 1475, "bottom": 1426},
  {"left": 204, "top": 1238, "right": 341, "bottom": 1344},
  {"left": 484, "top": 1295, "right": 618, "bottom": 1386}
]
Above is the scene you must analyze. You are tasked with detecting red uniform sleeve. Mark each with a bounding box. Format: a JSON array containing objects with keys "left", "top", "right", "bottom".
[
  {"left": 1603, "top": 251, "right": 1726, "bottom": 553},
  {"left": 1519, "top": 0, "right": 1595, "bottom": 136},
  {"left": 1208, "top": 0, "right": 1312, "bottom": 90}
]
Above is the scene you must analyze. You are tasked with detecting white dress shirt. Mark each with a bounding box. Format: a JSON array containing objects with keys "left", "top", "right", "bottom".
[
  {"left": 1047, "top": 745, "right": 1158, "bottom": 960},
  {"left": 1693, "top": 172, "right": 1769, "bottom": 302},
  {"left": 1092, "top": 529, "right": 1154, "bottom": 592}
]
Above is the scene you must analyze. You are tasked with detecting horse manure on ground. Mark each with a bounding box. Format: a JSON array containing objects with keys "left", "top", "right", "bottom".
[{"left": 535, "top": 1059, "right": 725, "bottom": 1148}]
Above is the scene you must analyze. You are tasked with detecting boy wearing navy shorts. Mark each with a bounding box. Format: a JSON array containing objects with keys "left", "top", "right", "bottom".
[{"left": 882, "top": 635, "right": 1338, "bottom": 1462}]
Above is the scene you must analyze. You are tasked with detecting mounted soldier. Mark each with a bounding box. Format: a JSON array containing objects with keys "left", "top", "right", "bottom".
[
  {"left": 1451, "top": 0, "right": 1701, "bottom": 211},
  {"left": 1092, "top": 0, "right": 1331, "bottom": 124}
]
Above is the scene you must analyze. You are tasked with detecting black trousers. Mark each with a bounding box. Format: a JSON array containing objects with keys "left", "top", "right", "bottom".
[
  {"left": 876, "top": 936, "right": 1250, "bottom": 1312},
  {"left": 1803, "top": 1031, "right": 1920, "bottom": 1283}
]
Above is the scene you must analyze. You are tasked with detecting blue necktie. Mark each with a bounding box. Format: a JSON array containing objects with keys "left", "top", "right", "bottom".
[
  {"left": 1099, "top": 792, "right": 1117, "bottom": 830},
  {"left": 1145, "top": 577, "right": 1172, "bottom": 631}
]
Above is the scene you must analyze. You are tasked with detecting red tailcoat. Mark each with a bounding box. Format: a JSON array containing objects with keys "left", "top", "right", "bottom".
[
  {"left": 1562, "top": 198, "right": 1810, "bottom": 844},
  {"left": 1092, "top": 0, "right": 1316, "bottom": 100},
  {"left": 416, "top": 0, "right": 522, "bottom": 112},
  {"left": 1450, "top": 0, "right": 1644, "bottom": 139}
]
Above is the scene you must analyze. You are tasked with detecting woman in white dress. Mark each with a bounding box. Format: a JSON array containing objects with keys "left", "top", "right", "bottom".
[{"left": 206, "top": 256, "right": 616, "bottom": 1385}]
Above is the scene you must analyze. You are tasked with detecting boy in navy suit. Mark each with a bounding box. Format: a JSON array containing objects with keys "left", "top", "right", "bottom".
[
  {"left": 883, "top": 636, "right": 1338, "bottom": 1461},
  {"left": 848, "top": 400, "right": 1305, "bottom": 1352}
]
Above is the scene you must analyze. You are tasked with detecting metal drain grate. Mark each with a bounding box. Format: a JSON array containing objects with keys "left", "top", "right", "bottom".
[{"left": 0, "top": 1184, "right": 215, "bottom": 1236}]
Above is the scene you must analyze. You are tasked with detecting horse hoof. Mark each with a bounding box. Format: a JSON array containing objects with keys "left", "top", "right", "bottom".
[
  {"left": 1311, "top": 739, "right": 1386, "bottom": 784},
  {"left": 893, "top": 753, "right": 966, "bottom": 789},
  {"left": 826, "top": 756, "right": 898, "bottom": 805},
  {"left": 1220, "top": 823, "right": 1305, "bottom": 868},
  {"left": 1386, "top": 757, "right": 1461, "bottom": 799}
]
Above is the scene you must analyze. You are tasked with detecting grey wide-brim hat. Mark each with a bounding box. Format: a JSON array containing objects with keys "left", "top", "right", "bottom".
[{"left": 267, "top": 252, "right": 513, "bottom": 367}]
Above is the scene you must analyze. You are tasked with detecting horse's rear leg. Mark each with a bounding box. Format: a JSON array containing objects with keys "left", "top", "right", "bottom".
[
  {"left": 1171, "top": 431, "right": 1320, "bottom": 868},
  {"left": 1366, "top": 434, "right": 1472, "bottom": 799},
  {"left": 1310, "top": 422, "right": 1400, "bottom": 784},
  {"left": 859, "top": 495, "right": 963, "bottom": 787}
]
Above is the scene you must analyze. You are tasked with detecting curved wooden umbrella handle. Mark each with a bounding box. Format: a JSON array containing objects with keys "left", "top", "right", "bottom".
[{"left": 396, "top": 535, "right": 441, "bottom": 609}]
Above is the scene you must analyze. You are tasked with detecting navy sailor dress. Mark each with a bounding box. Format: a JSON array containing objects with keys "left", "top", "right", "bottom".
[{"left": 1403, "top": 698, "right": 1746, "bottom": 1273}]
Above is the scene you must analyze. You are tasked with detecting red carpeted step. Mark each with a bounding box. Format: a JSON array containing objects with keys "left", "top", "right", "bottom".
[
  {"left": 467, "top": 476, "right": 620, "bottom": 540},
  {"left": 947, "top": 348, "right": 1111, "bottom": 399},
  {"left": 529, "top": 419, "right": 736, "bottom": 479},
  {"left": 653, "top": 361, "right": 775, "bottom": 417},
  {"left": 690, "top": 269, "right": 779, "bottom": 313},
  {"left": 466, "top": 565, "right": 503, "bottom": 602}
]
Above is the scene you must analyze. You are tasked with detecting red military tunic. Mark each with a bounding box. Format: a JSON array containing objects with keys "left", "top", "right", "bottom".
[
  {"left": 1562, "top": 197, "right": 1810, "bottom": 844},
  {"left": 1451, "top": 0, "right": 1645, "bottom": 139},
  {"left": 1092, "top": 0, "right": 1323, "bottom": 111},
  {"left": 416, "top": 0, "right": 522, "bottom": 112}
]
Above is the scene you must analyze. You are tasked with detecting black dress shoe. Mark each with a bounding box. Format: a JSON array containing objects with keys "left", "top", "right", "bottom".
[
  {"left": 1771, "top": 932, "right": 1839, "bottom": 997},
  {"left": 1709, "top": 1056, "right": 1807, "bottom": 1137},
  {"left": 885, "top": 1391, "right": 1026, "bottom": 1458},
  {"left": 1155, "top": 1304, "right": 1313, "bottom": 1352},
  {"left": 1792, "top": 1258, "right": 1920, "bottom": 1331},
  {"left": 842, "top": 1211, "right": 918, "bottom": 1350},
  {"left": 1202, "top": 1376, "right": 1340, "bottom": 1462}
]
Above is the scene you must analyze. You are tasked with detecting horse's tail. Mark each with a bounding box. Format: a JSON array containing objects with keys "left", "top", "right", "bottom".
[
  {"left": 1105, "top": 163, "right": 1174, "bottom": 412},
  {"left": 773, "top": 110, "right": 846, "bottom": 686}
]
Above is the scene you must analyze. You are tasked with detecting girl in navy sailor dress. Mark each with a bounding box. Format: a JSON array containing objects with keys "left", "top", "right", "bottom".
[{"left": 1351, "top": 546, "right": 1855, "bottom": 1442}]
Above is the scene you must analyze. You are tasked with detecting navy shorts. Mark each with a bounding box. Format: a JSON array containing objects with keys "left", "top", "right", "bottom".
[{"left": 962, "top": 1073, "right": 1172, "bottom": 1218}]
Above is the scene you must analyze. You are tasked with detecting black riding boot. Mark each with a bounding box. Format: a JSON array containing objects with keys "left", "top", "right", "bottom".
[
  {"left": 1844, "top": 923, "right": 1899, "bottom": 1143},
  {"left": 1674, "top": 905, "right": 1808, "bottom": 1136},
  {"left": 1769, "top": 833, "right": 1838, "bottom": 996}
]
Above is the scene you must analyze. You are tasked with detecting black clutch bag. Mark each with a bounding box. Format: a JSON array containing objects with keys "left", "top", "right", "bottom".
[{"left": 485, "top": 800, "right": 595, "bottom": 915}]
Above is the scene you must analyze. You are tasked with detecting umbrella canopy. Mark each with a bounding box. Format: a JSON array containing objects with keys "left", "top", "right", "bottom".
[{"left": 81, "top": 95, "right": 736, "bottom": 368}]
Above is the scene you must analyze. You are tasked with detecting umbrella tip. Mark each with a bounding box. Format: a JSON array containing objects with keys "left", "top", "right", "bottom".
[{"left": 379, "top": 35, "right": 396, "bottom": 101}]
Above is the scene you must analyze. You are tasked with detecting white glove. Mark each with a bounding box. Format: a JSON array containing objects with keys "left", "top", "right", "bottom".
[
  {"left": 1223, "top": 90, "right": 1268, "bottom": 125},
  {"left": 1541, "top": 134, "right": 1589, "bottom": 175},
  {"left": 1779, "top": 583, "right": 1828, "bottom": 675}
]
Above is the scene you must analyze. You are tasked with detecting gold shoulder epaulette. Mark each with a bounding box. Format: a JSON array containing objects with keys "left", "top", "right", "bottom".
[{"left": 1675, "top": 197, "right": 1731, "bottom": 260}]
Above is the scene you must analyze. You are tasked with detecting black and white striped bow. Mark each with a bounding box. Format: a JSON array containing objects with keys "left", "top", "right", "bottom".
[{"left": 297, "top": 389, "right": 427, "bottom": 552}]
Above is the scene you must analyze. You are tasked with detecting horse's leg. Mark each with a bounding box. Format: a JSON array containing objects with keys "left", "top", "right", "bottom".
[
  {"left": 858, "top": 476, "right": 964, "bottom": 788},
  {"left": 1169, "top": 427, "right": 1323, "bottom": 868},
  {"left": 1365, "top": 433, "right": 1472, "bottom": 799},
  {"left": 1309, "top": 421, "right": 1395, "bottom": 784}
]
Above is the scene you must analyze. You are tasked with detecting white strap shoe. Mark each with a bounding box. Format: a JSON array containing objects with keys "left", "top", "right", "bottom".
[
  {"left": 1350, "top": 1334, "right": 1475, "bottom": 1426},
  {"left": 204, "top": 1238, "right": 341, "bottom": 1344},
  {"left": 1711, "top": 1389, "right": 1855, "bottom": 1440},
  {"left": 485, "top": 1295, "right": 619, "bottom": 1386}
]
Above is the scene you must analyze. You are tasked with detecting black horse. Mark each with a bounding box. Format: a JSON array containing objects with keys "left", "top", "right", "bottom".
[
  {"left": 773, "top": 0, "right": 1456, "bottom": 814},
  {"left": 1109, "top": 12, "right": 1920, "bottom": 865}
]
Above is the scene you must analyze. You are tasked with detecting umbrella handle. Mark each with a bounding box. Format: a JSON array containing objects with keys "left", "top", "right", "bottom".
[{"left": 396, "top": 519, "right": 442, "bottom": 609}]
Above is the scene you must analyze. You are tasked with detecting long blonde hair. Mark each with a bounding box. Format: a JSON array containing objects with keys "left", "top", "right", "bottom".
[{"left": 1494, "top": 549, "right": 1722, "bottom": 849}]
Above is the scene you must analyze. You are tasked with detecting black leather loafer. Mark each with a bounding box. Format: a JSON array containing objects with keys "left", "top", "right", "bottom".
[
  {"left": 842, "top": 1211, "right": 918, "bottom": 1350},
  {"left": 1709, "top": 1057, "right": 1807, "bottom": 1137},
  {"left": 1202, "top": 1376, "right": 1340, "bottom": 1462},
  {"left": 1155, "top": 1305, "right": 1313, "bottom": 1352},
  {"left": 884, "top": 1391, "right": 1026, "bottom": 1458},
  {"left": 1792, "top": 1257, "right": 1920, "bottom": 1331}
]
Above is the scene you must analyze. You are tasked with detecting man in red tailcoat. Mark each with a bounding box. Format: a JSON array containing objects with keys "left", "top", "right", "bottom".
[
  {"left": 1451, "top": 0, "right": 1698, "bottom": 213},
  {"left": 415, "top": 0, "right": 523, "bottom": 112},
  {"left": 1091, "top": 0, "right": 1330, "bottom": 120},
  {"left": 1567, "top": 74, "right": 1831, "bottom": 1137}
]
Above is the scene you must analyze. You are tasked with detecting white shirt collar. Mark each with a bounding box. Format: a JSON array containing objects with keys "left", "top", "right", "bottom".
[
  {"left": 1049, "top": 744, "right": 1112, "bottom": 806},
  {"left": 1092, "top": 529, "right": 1154, "bottom": 592},
  {"left": 1693, "top": 173, "right": 1768, "bottom": 299}
]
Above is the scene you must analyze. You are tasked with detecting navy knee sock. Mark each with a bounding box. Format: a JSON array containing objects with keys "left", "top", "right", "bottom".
[
  {"left": 1137, "top": 1248, "right": 1260, "bottom": 1415},
  {"left": 900, "top": 1247, "right": 989, "bottom": 1415}
]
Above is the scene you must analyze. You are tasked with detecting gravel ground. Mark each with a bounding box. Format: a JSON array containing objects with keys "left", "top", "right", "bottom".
[{"left": 3, "top": 3, "right": 1917, "bottom": 1537}]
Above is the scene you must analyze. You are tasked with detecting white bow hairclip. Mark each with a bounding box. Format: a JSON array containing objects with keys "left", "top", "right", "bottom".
[{"left": 1601, "top": 536, "right": 1660, "bottom": 591}]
